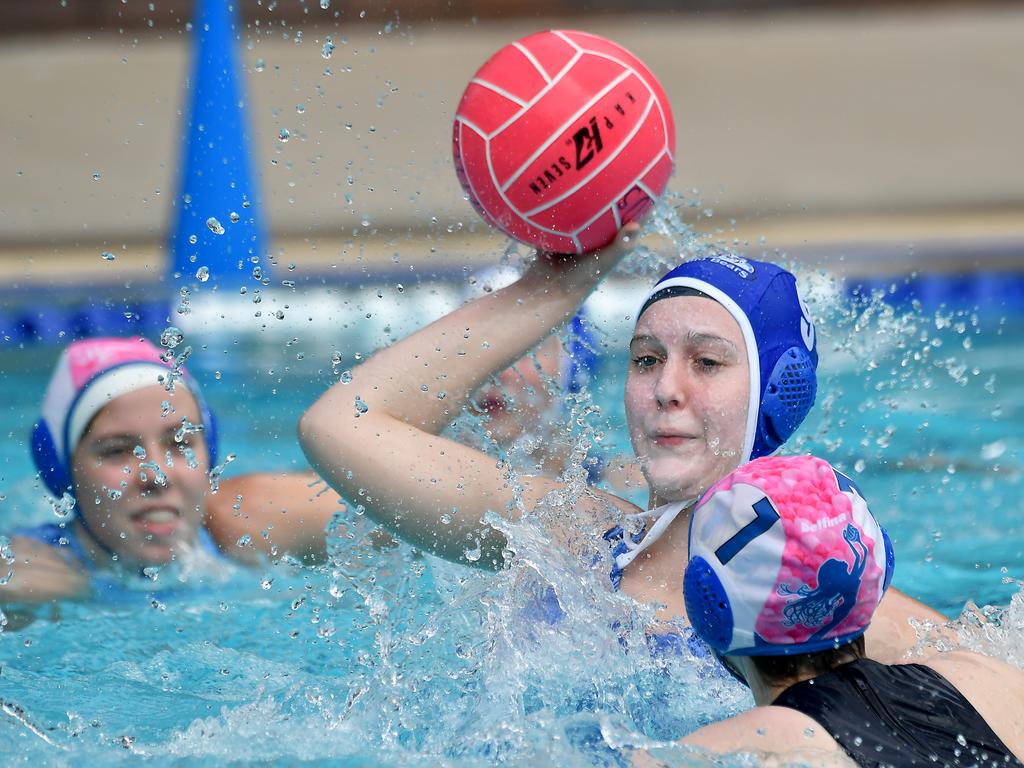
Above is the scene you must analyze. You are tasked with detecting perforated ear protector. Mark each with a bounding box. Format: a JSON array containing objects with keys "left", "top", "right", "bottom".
[
  {"left": 684, "top": 554, "right": 734, "bottom": 653},
  {"left": 759, "top": 346, "right": 817, "bottom": 449}
]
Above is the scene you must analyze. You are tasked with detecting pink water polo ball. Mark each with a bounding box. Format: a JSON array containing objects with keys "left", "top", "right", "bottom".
[{"left": 452, "top": 30, "right": 676, "bottom": 254}]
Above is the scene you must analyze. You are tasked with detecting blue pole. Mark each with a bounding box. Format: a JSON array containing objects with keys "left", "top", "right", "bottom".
[{"left": 169, "top": 0, "right": 269, "bottom": 290}]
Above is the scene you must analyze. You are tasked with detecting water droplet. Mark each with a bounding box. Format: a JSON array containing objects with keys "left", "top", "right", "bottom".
[
  {"left": 260, "top": 576, "right": 274, "bottom": 590},
  {"left": 236, "top": 534, "right": 253, "bottom": 548},
  {"left": 229, "top": 211, "right": 240, "bottom": 223},
  {"left": 195, "top": 266, "right": 209, "bottom": 282},
  {"left": 51, "top": 492, "right": 76, "bottom": 518},
  {"left": 320, "top": 0, "right": 329, "bottom": 7},
  {"left": 188, "top": 234, "right": 197, "bottom": 245},
  {"left": 956, "top": 734, "right": 967, "bottom": 747},
  {"left": 92, "top": 171, "right": 102, "bottom": 181},
  {"left": 322, "top": 36, "right": 335, "bottom": 59},
  {"left": 133, "top": 446, "right": 147, "bottom": 459},
  {"left": 101, "top": 251, "right": 116, "bottom": 261},
  {"left": 354, "top": 396, "right": 369, "bottom": 415},
  {"left": 160, "top": 326, "right": 184, "bottom": 348},
  {"left": 254, "top": 58, "right": 265, "bottom": 72},
  {"left": 339, "top": 370, "right": 353, "bottom": 384},
  {"left": 206, "top": 217, "right": 225, "bottom": 235},
  {"left": 278, "top": 128, "right": 290, "bottom": 143}
]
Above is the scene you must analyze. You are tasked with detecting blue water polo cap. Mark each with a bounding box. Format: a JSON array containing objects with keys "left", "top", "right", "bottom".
[{"left": 637, "top": 252, "right": 818, "bottom": 461}]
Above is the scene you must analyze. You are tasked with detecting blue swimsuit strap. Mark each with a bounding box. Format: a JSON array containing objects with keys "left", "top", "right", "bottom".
[
  {"left": 602, "top": 524, "right": 645, "bottom": 592},
  {"left": 604, "top": 524, "right": 722, "bottom": 665}
]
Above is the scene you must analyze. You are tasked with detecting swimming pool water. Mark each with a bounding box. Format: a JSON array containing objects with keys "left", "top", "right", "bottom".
[{"left": 0, "top": 275, "right": 1022, "bottom": 765}]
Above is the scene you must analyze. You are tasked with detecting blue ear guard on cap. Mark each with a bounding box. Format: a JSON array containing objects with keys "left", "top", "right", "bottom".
[
  {"left": 31, "top": 420, "right": 72, "bottom": 499},
  {"left": 684, "top": 554, "right": 734, "bottom": 653},
  {"left": 759, "top": 346, "right": 817, "bottom": 452}
]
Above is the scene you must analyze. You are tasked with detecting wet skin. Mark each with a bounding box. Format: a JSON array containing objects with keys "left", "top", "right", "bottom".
[
  {"left": 69, "top": 384, "right": 210, "bottom": 569},
  {"left": 472, "top": 335, "right": 562, "bottom": 446},
  {"left": 625, "top": 295, "right": 750, "bottom": 507}
]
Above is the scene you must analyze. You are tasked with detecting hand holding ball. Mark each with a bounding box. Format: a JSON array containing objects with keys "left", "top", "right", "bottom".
[{"left": 453, "top": 30, "right": 675, "bottom": 254}]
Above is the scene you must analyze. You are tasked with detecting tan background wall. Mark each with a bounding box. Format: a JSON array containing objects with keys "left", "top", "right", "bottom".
[{"left": 1, "top": 5, "right": 1022, "bottom": 279}]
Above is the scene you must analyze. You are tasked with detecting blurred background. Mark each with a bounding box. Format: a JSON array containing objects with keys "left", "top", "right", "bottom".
[{"left": 2, "top": 0, "right": 1022, "bottom": 303}]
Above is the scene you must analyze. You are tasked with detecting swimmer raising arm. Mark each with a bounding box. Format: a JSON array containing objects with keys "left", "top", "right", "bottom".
[
  {"left": 300, "top": 228, "right": 642, "bottom": 567},
  {"left": 300, "top": 232, "right": 945, "bottom": 657}
]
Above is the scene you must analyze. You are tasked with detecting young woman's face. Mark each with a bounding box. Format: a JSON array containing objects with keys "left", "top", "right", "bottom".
[
  {"left": 625, "top": 296, "right": 750, "bottom": 505},
  {"left": 70, "top": 384, "right": 210, "bottom": 567}
]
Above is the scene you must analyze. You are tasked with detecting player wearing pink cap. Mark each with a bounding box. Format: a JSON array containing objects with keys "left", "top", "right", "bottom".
[
  {"left": 300, "top": 228, "right": 945, "bottom": 664},
  {"left": 1, "top": 337, "right": 351, "bottom": 605},
  {"left": 669, "top": 455, "right": 1024, "bottom": 766}
]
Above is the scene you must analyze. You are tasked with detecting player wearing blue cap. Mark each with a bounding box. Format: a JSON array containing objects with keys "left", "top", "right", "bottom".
[
  {"left": 659, "top": 455, "right": 1024, "bottom": 767},
  {"left": 300, "top": 227, "right": 944, "bottom": 662}
]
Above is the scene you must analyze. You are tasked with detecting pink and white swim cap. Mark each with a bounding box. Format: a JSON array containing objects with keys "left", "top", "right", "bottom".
[
  {"left": 684, "top": 455, "right": 894, "bottom": 656},
  {"left": 30, "top": 337, "right": 216, "bottom": 499}
]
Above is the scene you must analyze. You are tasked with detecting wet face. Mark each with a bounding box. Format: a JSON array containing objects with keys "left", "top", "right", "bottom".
[
  {"left": 472, "top": 335, "right": 562, "bottom": 447},
  {"left": 70, "top": 384, "right": 210, "bottom": 568},
  {"left": 625, "top": 296, "right": 750, "bottom": 505}
]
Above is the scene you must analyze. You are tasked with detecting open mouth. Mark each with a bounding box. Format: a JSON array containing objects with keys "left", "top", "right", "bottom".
[{"left": 131, "top": 508, "right": 181, "bottom": 537}]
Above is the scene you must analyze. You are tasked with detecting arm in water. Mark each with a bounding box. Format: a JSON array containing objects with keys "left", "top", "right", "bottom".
[{"left": 299, "top": 228, "right": 640, "bottom": 568}]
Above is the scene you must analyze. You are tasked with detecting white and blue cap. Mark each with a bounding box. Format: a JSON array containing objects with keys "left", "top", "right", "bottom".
[
  {"left": 637, "top": 252, "right": 818, "bottom": 462},
  {"left": 30, "top": 336, "right": 219, "bottom": 503}
]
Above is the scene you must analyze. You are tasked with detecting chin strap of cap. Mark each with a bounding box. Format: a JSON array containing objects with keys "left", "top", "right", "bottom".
[{"left": 613, "top": 497, "right": 697, "bottom": 572}]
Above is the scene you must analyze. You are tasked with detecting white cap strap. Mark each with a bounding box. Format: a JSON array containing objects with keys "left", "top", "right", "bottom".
[{"left": 613, "top": 498, "right": 695, "bottom": 571}]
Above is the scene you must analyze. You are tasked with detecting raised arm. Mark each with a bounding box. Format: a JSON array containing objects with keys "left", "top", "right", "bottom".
[{"left": 299, "top": 231, "right": 638, "bottom": 568}]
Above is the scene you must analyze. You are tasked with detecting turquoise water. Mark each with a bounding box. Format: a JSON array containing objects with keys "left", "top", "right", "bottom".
[{"left": 0, "top": 277, "right": 1022, "bottom": 765}]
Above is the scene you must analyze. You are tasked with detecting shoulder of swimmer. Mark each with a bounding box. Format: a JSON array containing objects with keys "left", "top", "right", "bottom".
[
  {"left": 205, "top": 471, "right": 355, "bottom": 565},
  {"left": 864, "top": 586, "right": 950, "bottom": 663},
  {"left": 0, "top": 535, "right": 91, "bottom": 604},
  {"left": 914, "top": 649, "right": 1024, "bottom": 754},
  {"left": 680, "top": 705, "right": 852, "bottom": 765}
]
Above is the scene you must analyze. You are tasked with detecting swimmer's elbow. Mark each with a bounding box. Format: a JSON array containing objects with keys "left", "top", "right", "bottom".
[{"left": 298, "top": 399, "right": 349, "bottom": 462}]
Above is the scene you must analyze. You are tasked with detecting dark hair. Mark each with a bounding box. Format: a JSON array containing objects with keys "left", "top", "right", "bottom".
[{"left": 749, "top": 634, "right": 866, "bottom": 687}]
